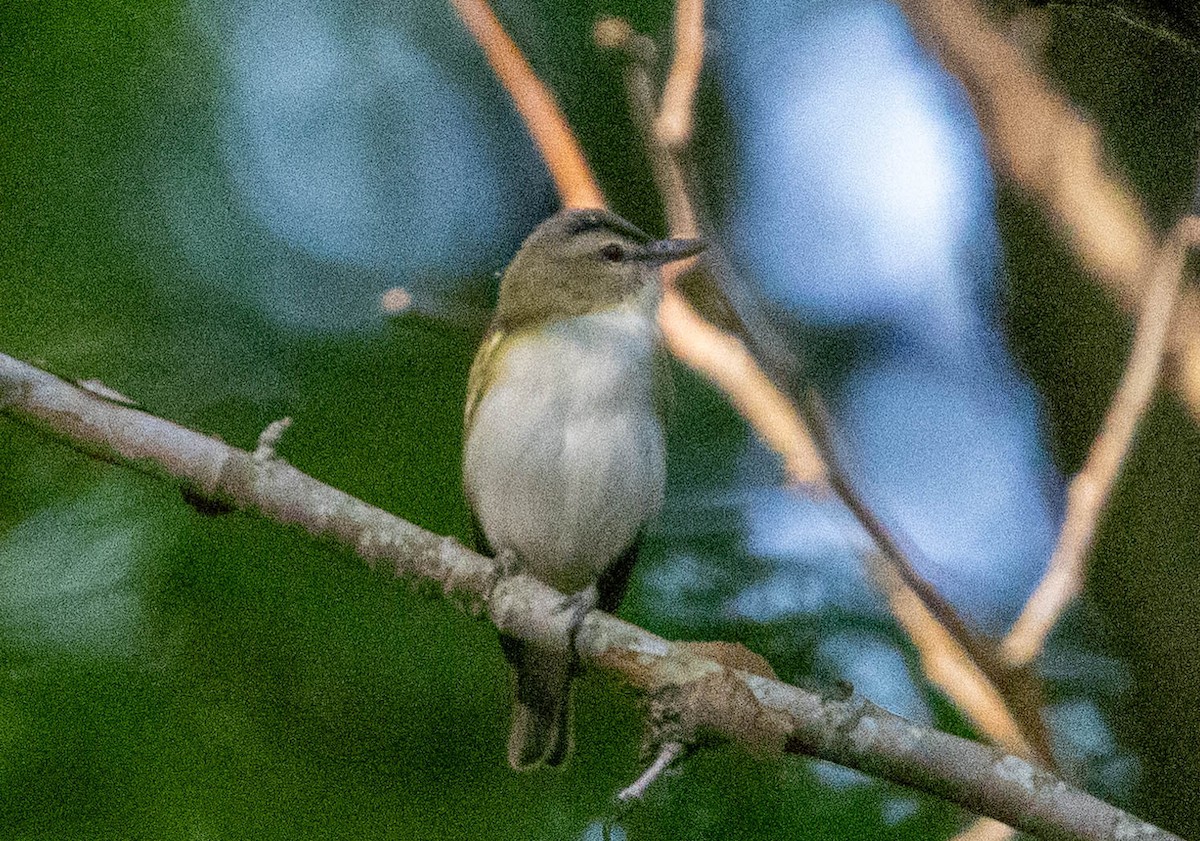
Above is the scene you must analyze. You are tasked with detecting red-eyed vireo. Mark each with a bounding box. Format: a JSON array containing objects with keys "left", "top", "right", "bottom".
[{"left": 462, "top": 208, "right": 705, "bottom": 770}]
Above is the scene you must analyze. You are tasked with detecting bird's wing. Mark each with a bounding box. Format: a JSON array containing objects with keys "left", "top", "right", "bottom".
[{"left": 463, "top": 327, "right": 508, "bottom": 439}]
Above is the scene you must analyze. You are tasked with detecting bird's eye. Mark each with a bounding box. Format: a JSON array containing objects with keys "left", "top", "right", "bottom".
[{"left": 599, "top": 243, "right": 625, "bottom": 262}]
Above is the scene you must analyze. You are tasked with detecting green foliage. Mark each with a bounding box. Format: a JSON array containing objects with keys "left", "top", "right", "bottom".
[{"left": 3, "top": 0, "right": 1200, "bottom": 838}]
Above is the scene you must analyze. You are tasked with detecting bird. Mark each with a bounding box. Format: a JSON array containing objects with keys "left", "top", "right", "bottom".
[{"left": 462, "top": 207, "right": 704, "bottom": 769}]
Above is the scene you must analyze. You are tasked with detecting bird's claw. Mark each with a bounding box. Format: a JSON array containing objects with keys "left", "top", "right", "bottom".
[
  {"left": 496, "top": 547, "right": 523, "bottom": 580},
  {"left": 562, "top": 585, "right": 599, "bottom": 670}
]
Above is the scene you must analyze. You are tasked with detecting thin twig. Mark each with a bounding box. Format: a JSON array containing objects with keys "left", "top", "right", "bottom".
[
  {"left": 604, "top": 20, "right": 700, "bottom": 238},
  {"left": 595, "top": 17, "right": 827, "bottom": 489},
  {"left": 655, "top": 0, "right": 705, "bottom": 150},
  {"left": 874, "top": 558, "right": 1039, "bottom": 760},
  {"left": 892, "top": 0, "right": 1200, "bottom": 424},
  {"left": 449, "top": 0, "right": 605, "bottom": 209},
  {"left": 658, "top": 295, "right": 829, "bottom": 485},
  {"left": 809, "top": 396, "right": 1056, "bottom": 766},
  {"left": 603, "top": 12, "right": 1055, "bottom": 767},
  {"left": 616, "top": 741, "right": 684, "bottom": 801},
  {"left": 0, "top": 351, "right": 1184, "bottom": 841},
  {"left": 951, "top": 817, "right": 1018, "bottom": 841},
  {"left": 453, "top": 0, "right": 831, "bottom": 489},
  {"left": 253, "top": 416, "right": 292, "bottom": 463},
  {"left": 1001, "top": 216, "right": 1200, "bottom": 666}
]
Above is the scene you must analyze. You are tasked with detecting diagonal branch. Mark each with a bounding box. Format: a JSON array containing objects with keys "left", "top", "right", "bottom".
[
  {"left": 806, "top": 392, "right": 1055, "bottom": 767},
  {"left": 655, "top": 0, "right": 705, "bottom": 150},
  {"left": 892, "top": 0, "right": 1200, "bottom": 425},
  {"left": 450, "top": 0, "right": 605, "bottom": 209},
  {"left": 1001, "top": 216, "right": 1200, "bottom": 666},
  {"left": 0, "top": 351, "right": 1183, "bottom": 841},
  {"left": 601, "top": 9, "right": 1055, "bottom": 768},
  {"left": 453, "top": 0, "right": 828, "bottom": 488}
]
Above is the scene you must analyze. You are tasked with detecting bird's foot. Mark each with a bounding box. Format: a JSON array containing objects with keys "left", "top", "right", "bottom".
[
  {"left": 495, "top": 547, "right": 523, "bottom": 580},
  {"left": 562, "top": 585, "right": 600, "bottom": 672},
  {"left": 488, "top": 547, "right": 528, "bottom": 606}
]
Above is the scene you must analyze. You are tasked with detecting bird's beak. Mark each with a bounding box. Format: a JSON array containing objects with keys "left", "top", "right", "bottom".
[{"left": 635, "top": 237, "right": 707, "bottom": 266}]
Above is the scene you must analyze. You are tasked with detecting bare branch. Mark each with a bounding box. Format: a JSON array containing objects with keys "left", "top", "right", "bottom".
[
  {"left": 892, "top": 0, "right": 1200, "bottom": 425},
  {"left": 617, "top": 741, "right": 684, "bottom": 802},
  {"left": 604, "top": 11, "right": 1054, "bottom": 765},
  {"left": 594, "top": 17, "right": 827, "bottom": 490},
  {"left": 449, "top": 0, "right": 605, "bottom": 209},
  {"left": 895, "top": 0, "right": 1152, "bottom": 288},
  {"left": 253, "top": 416, "right": 293, "bottom": 463},
  {"left": 659, "top": 294, "right": 830, "bottom": 486},
  {"left": 874, "top": 558, "right": 1040, "bottom": 761},
  {"left": 1001, "top": 216, "right": 1200, "bottom": 666},
  {"left": 808, "top": 395, "right": 1056, "bottom": 767},
  {"left": 0, "top": 351, "right": 1184, "bottom": 841},
  {"left": 952, "top": 818, "right": 1019, "bottom": 841},
  {"left": 601, "top": 19, "right": 700, "bottom": 239},
  {"left": 655, "top": 0, "right": 705, "bottom": 150}
]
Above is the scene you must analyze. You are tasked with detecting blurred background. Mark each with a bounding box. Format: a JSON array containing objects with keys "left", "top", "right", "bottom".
[{"left": 2, "top": 0, "right": 1198, "bottom": 837}]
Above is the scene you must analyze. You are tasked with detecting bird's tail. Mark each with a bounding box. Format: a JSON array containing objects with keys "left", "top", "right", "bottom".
[{"left": 504, "top": 637, "right": 574, "bottom": 770}]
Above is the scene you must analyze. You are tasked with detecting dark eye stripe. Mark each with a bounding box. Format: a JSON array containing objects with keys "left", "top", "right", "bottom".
[{"left": 562, "top": 210, "right": 652, "bottom": 243}]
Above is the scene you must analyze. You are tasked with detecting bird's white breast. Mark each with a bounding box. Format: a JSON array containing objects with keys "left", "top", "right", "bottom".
[{"left": 463, "top": 306, "right": 665, "bottom": 595}]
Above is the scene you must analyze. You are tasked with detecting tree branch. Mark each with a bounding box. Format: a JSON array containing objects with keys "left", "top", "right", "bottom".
[
  {"left": 601, "top": 10, "right": 1055, "bottom": 769},
  {"left": 1001, "top": 216, "right": 1200, "bottom": 665},
  {"left": 0, "top": 350, "right": 1183, "bottom": 841},
  {"left": 452, "top": 0, "right": 828, "bottom": 488},
  {"left": 449, "top": 0, "right": 605, "bottom": 209},
  {"left": 655, "top": 0, "right": 705, "bottom": 150},
  {"left": 616, "top": 741, "right": 684, "bottom": 802},
  {"left": 892, "top": 0, "right": 1200, "bottom": 425},
  {"left": 595, "top": 16, "right": 830, "bottom": 490}
]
